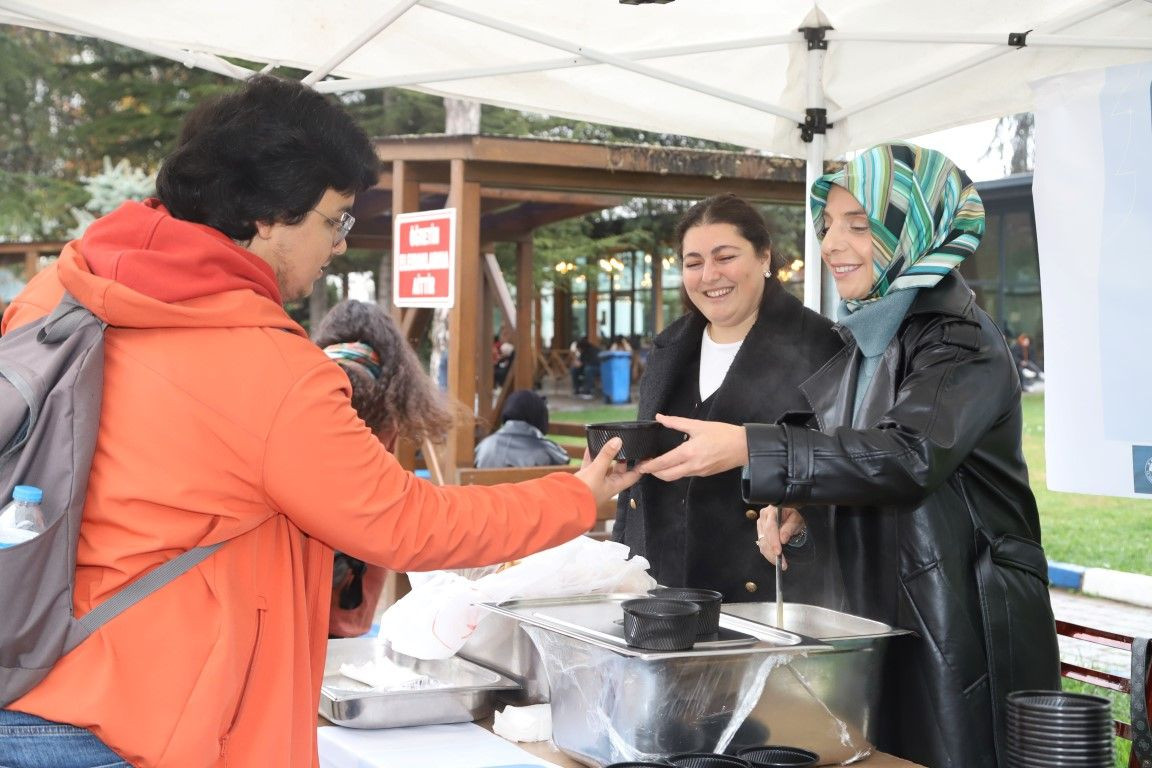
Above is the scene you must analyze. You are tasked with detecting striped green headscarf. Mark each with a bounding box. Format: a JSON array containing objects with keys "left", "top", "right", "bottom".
[{"left": 810, "top": 142, "right": 984, "bottom": 310}]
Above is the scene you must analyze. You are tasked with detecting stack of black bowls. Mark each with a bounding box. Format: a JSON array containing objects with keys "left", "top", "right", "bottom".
[{"left": 1006, "top": 690, "right": 1114, "bottom": 767}]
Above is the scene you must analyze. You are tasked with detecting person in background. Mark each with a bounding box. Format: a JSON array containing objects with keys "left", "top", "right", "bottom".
[
  {"left": 475, "top": 389, "right": 570, "bottom": 469},
  {"left": 493, "top": 341, "right": 515, "bottom": 388},
  {"left": 609, "top": 334, "right": 632, "bottom": 352},
  {"left": 612, "top": 193, "right": 843, "bottom": 603},
  {"left": 314, "top": 299, "right": 456, "bottom": 638},
  {"left": 1012, "top": 332, "right": 1044, "bottom": 391},
  {"left": 640, "top": 143, "right": 1059, "bottom": 768},
  {"left": 0, "top": 75, "right": 636, "bottom": 768}
]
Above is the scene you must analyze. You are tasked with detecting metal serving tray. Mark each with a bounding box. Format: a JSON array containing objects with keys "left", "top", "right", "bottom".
[
  {"left": 479, "top": 593, "right": 829, "bottom": 660},
  {"left": 320, "top": 638, "right": 520, "bottom": 729}
]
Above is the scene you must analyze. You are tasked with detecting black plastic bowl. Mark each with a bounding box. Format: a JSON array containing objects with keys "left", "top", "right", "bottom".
[
  {"left": 604, "top": 763, "right": 676, "bottom": 768},
  {"left": 736, "top": 745, "right": 820, "bottom": 767},
  {"left": 666, "top": 753, "right": 751, "bottom": 768},
  {"left": 586, "top": 420, "right": 666, "bottom": 462},
  {"left": 621, "top": 597, "right": 699, "bottom": 651},
  {"left": 648, "top": 587, "right": 723, "bottom": 636}
]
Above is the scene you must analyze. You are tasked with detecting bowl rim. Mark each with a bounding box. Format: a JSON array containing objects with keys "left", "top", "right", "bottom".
[
  {"left": 622, "top": 597, "right": 701, "bottom": 619},
  {"left": 585, "top": 420, "right": 663, "bottom": 430}
]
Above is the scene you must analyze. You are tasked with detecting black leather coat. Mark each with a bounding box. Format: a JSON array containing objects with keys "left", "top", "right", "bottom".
[
  {"left": 744, "top": 273, "right": 1060, "bottom": 768},
  {"left": 613, "top": 278, "right": 844, "bottom": 602}
]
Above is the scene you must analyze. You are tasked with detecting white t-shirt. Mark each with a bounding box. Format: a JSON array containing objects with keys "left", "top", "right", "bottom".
[{"left": 699, "top": 327, "right": 743, "bottom": 400}]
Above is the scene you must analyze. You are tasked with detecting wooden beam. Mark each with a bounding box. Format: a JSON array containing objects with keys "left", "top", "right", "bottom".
[
  {"left": 483, "top": 253, "right": 516, "bottom": 328},
  {"left": 446, "top": 159, "right": 482, "bottom": 478},
  {"left": 373, "top": 135, "right": 808, "bottom": 182},
  {"left": 515, "top": 239, "right": 535, "bottom": 392},
  {"left": 465, "top": 162, "right": 804, "bottom": 203}
]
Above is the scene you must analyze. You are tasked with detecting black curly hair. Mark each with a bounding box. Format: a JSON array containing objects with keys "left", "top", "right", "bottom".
[{"left": 156, "top": 75, "right": 379, "bottom": 241}]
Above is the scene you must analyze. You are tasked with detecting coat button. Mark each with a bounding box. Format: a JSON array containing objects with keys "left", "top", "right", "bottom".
[
  {"left": 629, "top": 498, "right": 637, "bottom": 510},
  {"left": 745, "top": 509, "right": 759, "bottom": 520},
  {"left": 744, "top": 581, "right": 758, "bottom": 593}
]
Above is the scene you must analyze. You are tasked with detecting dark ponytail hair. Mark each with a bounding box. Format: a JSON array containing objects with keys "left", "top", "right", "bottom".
[{"left": 673, "top": 193, "right": 785, "bottom": 317}]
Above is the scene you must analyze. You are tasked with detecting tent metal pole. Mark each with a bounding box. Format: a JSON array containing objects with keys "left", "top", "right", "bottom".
[
  {"left": 0, "top": 0, "right": 253, "bottom": 80},
  {"left": 803, "top": 39, "right": 827, "bottom": 314},
  {"left": 421, "top": 0, "right": 805, "bottom": 123},
  {"left": 827, "top": 31, "right": 1151, "bottom": 49},
  {"left": 302, "top": 0, "right": 421, "bottom": 85},
  {"left": 313, "top": 35, "right": 797, "bottom": 92},
  {"left": 830, "top": 0, "right": 1132, "bottom": 123}
]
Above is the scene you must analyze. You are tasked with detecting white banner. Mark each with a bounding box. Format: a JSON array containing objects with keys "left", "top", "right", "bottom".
[{"left": 1032, "top": 60, "right": 1152, "bottom": 498}]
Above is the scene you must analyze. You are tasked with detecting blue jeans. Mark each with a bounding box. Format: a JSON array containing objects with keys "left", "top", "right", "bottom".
[{"left": 0, "top": 710, "right": 129, "bottom": 768}]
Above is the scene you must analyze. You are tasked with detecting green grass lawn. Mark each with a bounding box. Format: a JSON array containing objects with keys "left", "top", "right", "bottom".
[
  {"left": 550, "top": 393, "right": 1151, "bottom": 575},
  {"left": 1021, "top": 392, "right": 1152, "bottom": 576}
]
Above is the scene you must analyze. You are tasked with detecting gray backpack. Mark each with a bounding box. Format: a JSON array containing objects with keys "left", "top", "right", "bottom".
[{"left": 0, "top": 294, "right": 224, "bottom": 706}]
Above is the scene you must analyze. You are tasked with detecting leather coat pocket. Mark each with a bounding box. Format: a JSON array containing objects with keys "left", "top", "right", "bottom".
[
  {"left": 901, "top": 559, "right": 988, "bottom": 691},
  {"left": 972, "top": 534, "right": 1061, "bottom": 763}
]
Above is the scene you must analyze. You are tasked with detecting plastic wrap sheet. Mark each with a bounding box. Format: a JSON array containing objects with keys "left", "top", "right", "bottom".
[{"left": 523, "top": 626, "right": 796, "bottom": 766}]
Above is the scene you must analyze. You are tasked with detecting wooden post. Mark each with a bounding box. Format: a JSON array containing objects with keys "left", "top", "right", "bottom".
[
  {"left": 587, "top": 287, "right": 599, "bottom": 346},
  {"left": 446, "top": 159, "right": 481, "bottom": 477},
  {"left": 389, "top": 160, "right": 421, "bottom": 314},
  {"left": 652, "top": 250, "right": 665, "bottom": 334},
  {"left": 515, "top": 239, "right": 535, "bottom": 392},
  {"left": 479, "top": 256, "right": 495, "bottom": 431}
]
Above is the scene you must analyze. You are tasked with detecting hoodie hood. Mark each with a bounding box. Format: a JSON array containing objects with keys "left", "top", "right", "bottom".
[{"left": 49, "top": 199, "right": 302, "bottom": 334}]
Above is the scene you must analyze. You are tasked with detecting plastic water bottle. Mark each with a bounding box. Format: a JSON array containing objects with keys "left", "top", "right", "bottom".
[{"left": 0, "top": 485, "right": 46, "bottom": 548}]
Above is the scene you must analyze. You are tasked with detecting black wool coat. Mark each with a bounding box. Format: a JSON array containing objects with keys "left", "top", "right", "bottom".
[
  {"left": 613, "top": 278, "right": 844, "bottom": 603},
  {"left": 744, "top": 272, "right": 1061, "bottom": 768}
]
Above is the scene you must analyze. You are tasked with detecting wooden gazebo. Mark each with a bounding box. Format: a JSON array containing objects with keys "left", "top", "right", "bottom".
[{"left": 347, "top": 135, "right": 809, "bottom": 478}]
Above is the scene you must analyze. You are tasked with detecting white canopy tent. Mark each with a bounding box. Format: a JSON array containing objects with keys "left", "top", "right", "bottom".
[{"left": 1, "top": 0, "right": 1150, "bottom": 310}]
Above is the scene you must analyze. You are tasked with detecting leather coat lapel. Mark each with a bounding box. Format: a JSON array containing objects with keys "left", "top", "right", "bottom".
[{"left": 800, "top": 339, "right": 857, "bottom": 431}]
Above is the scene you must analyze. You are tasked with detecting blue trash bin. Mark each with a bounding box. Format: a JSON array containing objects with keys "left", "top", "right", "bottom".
[{"left": 599, "top": 350, "right": 632, "bottom": 404}]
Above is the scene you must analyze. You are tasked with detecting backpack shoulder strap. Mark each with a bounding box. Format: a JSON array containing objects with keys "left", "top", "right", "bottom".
[{"left": 75, "top": 542, "right": 225, "bottom": 637}]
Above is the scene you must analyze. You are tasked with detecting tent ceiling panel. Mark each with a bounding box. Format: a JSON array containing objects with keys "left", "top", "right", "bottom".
[{"left": 2, "top": 0, "right": 1149, "bottom": 158}]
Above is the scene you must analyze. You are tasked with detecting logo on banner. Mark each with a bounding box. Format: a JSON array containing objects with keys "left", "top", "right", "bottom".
[
  {"left": 1132, "top": 446, "right": 1152, "bottom": 494},
  {"left": 393, "top": 209, "right": 456, "bottom": 308}
]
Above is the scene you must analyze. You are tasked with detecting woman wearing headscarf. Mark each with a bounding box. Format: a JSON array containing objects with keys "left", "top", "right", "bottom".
[{"left": 640, "top": 144, "right": 1060, "bottom": 768}]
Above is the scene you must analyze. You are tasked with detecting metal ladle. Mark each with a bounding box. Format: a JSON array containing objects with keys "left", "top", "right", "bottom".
[{"left": 775, "top": 506, "right": 784, "bottom": 628}]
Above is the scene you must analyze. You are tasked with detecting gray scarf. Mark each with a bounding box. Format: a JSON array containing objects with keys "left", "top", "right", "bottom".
[{"left": 837, "top": 288, "right": 918, "bottom": 420}]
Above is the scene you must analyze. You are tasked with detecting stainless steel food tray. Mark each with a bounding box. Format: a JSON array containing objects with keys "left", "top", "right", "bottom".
[
  {"left": 479, "top": 593, "right": 831, "bottom": 659},
  {"left": 320, "top": 638, "right": 519, "bottom": 729},
  {"left": 721, "top": 601, "right": 907, "bottom": 643}
]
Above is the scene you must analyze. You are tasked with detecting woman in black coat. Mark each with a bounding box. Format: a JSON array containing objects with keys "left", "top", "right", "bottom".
[
  {"left": 613, "top": 194, "right": 843, "bottom": 603},
  {"left": 641, "top": 144, "right": 1060, "bottom": 768}
]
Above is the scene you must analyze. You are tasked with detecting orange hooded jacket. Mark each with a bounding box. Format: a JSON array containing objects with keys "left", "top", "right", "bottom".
[{"left": 1, "top": 200, "right": 595, "bottom": 767}]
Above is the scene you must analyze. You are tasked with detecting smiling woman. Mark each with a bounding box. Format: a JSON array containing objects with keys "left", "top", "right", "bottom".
[
  {"left": 636, "top": 143, "right": 1060, "bottom": 768},
  {"left": 817, "top": 185, "right": 876, "bottom": 301},
  {"left": 612, "top": 193, "right": 844, "bottom": 605}
]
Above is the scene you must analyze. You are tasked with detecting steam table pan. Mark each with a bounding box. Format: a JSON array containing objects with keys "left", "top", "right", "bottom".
[
  {"left": 478, "top": 593, "right": 830, "bottom": 660},
  {"left": 320, "top": 637, "right": 520, "bottom": 729}
]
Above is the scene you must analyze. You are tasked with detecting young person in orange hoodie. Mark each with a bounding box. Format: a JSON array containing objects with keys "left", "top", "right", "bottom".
[{"left": 0, "top": 76, "right": 636, "bottom": 768}]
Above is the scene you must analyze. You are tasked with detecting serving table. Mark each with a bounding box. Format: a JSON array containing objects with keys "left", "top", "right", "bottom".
[
  {"left": 503, "top": 725, "right": 925, "bottom": 768},
  {"left": 318, "top": 716, "right": 925, "bottom": 767}
]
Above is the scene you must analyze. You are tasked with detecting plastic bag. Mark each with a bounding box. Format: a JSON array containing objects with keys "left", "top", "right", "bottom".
[{"left": 378, "top": 537, "right": 655, "bottom": 659}]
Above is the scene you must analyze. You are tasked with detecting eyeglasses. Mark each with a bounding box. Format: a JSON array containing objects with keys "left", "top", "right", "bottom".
[{"left": 311, "top": 209, "right": 356, "bottom": 246}]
